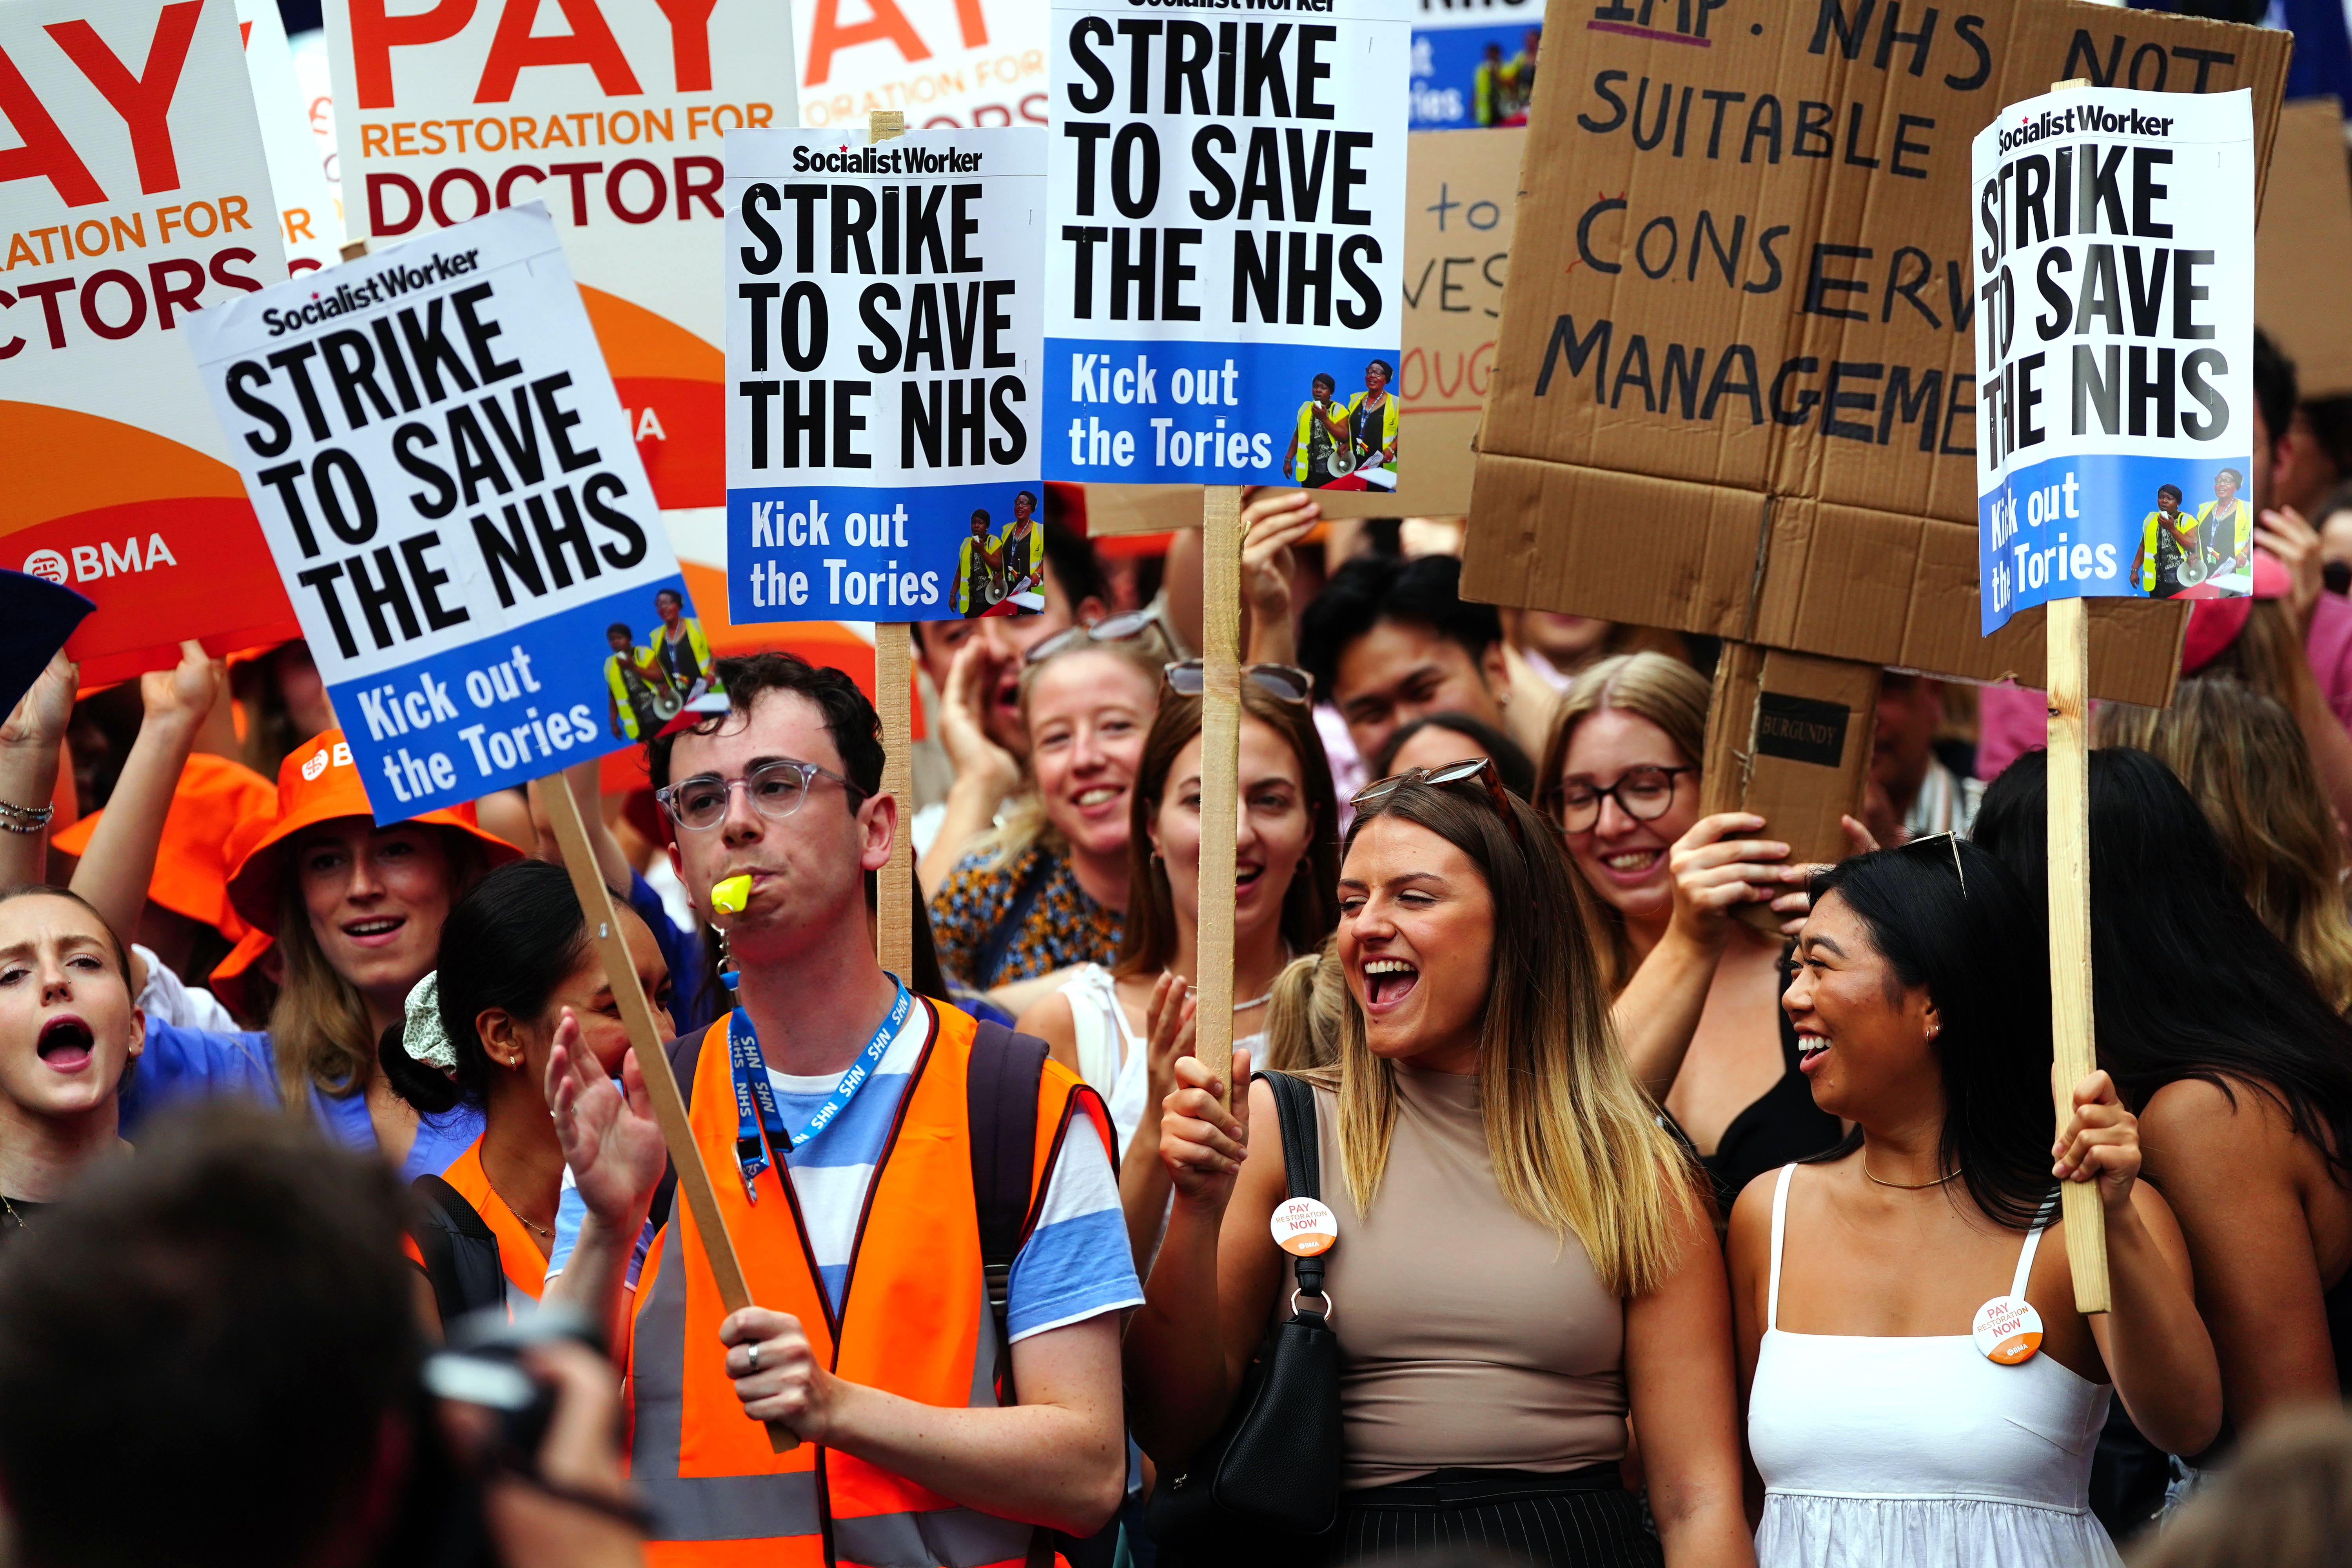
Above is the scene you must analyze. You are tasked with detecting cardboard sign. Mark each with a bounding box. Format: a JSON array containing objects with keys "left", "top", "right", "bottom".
[
  {"left": 320, "top": 0, "right": 799, "bottom": 510},
  {"left": 1973, "top": 87, "right": 2255, "bottom": 632},
  {"left": 234, "top": 0, "right": 339, "bottom": 270},
  {"left": 1700, "top": 643, "right": 1878, "bottom": 897},
  {"left": 795, "top": 0, "right": 1046, "bottom": 133},
  {"left": 1317, "top": 127, "right": 1524, "bottom": 519},
  {"left": 723, "top": 127, "right": 1046, "bottom": 623},
  {"left": 1408, "top": 0, "right": 1544, "bottom": 131},
  {"left": 0, "top": 0, "right": 301, "bottom": 687},
  {"left": 1461, "top": 0, "right": 2291, "bottom": 705},
  {"left": 184, "top": 203, "right": 701, "bottom": 818},
  {"left": 1044, "top": 0, "right": 1412, "bottom": 488},
  {"left": 2254, "top": 97, "right": 2352, "bottom": 401}
]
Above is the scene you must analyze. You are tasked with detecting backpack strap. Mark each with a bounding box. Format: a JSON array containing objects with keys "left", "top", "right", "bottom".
[
  {"left": 967, "top": 1018, "right": 1090, "bottom": 1568},
  {"left": 410, "top": 1173, "right": 509, "bottom": 1328},
  {"left": 643, "top": 1025, "right": 711, "bottom": 1233},
  {"left": 967, "top": 1018, "right": 1047, "bottom": 1353}
]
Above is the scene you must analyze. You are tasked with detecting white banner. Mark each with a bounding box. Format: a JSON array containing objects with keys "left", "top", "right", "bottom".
[
  {"left": 0, "top": 0, "right": 301, "bottom": 683},
  {"left": 795, "top": 0, "right": 1045, "bottom": 132},
  {"left": 320, "top": 0, "right": 799, "bottom": 510},
  {"left": 1044, "top": 0, "right": 1412, "bottom": 488},
  {"left": 235, "top": 0, "right": 340, "bottom": 269}
]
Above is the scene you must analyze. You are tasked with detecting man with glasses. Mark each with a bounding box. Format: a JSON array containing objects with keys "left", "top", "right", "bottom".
[{"left": 545, "top": 651, "right": 1137, "bottom": 1565}]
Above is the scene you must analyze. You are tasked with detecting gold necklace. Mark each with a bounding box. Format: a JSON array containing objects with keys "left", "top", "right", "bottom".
[
  {"left": 483, "top": 1175, "right": 554, "bottom": 1239},
  {"left": 1862, "top": 1156, "right": 1962, "bottom": 1191},
  {"left": 2, "top": 1194, "right": 29, "bottom": 1231}
]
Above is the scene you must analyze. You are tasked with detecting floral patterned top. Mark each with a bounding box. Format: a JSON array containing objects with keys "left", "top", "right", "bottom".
[{"left": 929, "top": 841, "right": 1125, "bottom": 990}]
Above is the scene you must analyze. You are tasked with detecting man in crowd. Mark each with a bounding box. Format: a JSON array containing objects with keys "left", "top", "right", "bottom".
[
  {"left": 0, "top": 1104, "right": 641, "bottom": 1568},
  {"left": 1869, "top": 673, "right": 1980, "bottom": 844},
  {"left": 1300, "top": 552, "right": 1514, "bottom": 764},
  {"left": 915, "top": 521, "right": 1112, "bottom": 892},
  {"left": 545, "top": 653, "right": 1134, "bottom": 1563}
]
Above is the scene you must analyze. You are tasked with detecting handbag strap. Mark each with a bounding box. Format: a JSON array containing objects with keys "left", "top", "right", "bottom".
[{"left": 1255, "top": 1070, "right": 1327, "bottom": 1301}]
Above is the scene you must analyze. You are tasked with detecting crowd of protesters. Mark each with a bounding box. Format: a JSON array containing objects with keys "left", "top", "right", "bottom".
[{"left": 13, "top": 338, "right": 2352, "bottom": 1567}]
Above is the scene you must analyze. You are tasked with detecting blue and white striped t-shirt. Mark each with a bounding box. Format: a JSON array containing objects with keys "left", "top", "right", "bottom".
[{"left": 551, "top": 1003, "right": 1141, "bottom": 1342}]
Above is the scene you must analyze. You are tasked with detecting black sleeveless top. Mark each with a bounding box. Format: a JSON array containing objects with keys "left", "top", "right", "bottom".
[{"left": 1674, "top": 948, "right": 1845, "bottom": 1215}]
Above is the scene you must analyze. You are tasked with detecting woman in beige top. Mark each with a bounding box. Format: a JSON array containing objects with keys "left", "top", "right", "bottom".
[{"left": 1127, "top": 763, "right": 1752, "bottom": 1566}]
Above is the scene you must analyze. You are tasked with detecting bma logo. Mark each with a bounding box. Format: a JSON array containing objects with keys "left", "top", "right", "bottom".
[
  {"left": 26, "top": 535, "right": 179, "bottom": 585},
  {"left": 300, "top": 741, "right": 355, "bottom": 781}
]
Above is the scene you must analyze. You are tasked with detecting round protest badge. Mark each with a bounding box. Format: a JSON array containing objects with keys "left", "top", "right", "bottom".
[
  {"left": 1971, "top": 1294, "right": 2044, "bottom": 1365},
  {"left": 1270, "top": 1197, "right": 1338, "bottom": 1257}
]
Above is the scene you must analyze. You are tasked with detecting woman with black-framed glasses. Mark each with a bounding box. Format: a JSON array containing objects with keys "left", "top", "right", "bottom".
[{"left": 1535, "top": 654, "right": 1851, "bottom": 1214}]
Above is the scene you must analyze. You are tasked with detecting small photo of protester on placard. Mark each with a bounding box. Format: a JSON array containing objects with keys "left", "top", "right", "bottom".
[
  {"left": 650, "top": 587, "right": 721, "bottom": 705},
  {"left": 604, "top": 622, "right": 679, "bottom": 742}
]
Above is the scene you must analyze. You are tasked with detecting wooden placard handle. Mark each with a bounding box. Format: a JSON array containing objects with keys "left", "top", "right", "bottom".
[
  {"left": 537, "top": 776, "right": 801, "bottom": 1451},
  {"left": 869, "top": 111, "right": 915, "bottom": 978},
  {"left": 2041, "top": 76, "right": 2109, "bottom": 1318},
  {"left": 1193, "top": 486, "right": 1244, "bottom": 1088}
]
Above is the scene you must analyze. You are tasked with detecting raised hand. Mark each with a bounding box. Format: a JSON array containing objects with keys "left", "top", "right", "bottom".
[
  {"left": 544, "top": 1006, "right": 667, "bottom": 1226},
  {"left": 138, "top": 639, "right": 221, "bottom": 734},
  {"left": 1, "top": 649, "right": 78, "bottom": 752},
  {"left": 1160, "top": 1044, "right": 1254, "bottom": 1210},
  {"left": 2053, "top": 1068, "right": 2142, "bottom": 1213}
]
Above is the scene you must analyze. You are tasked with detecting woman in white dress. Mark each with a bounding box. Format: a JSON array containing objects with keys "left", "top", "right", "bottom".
[
  {"left": 1731, "top": 838, "right": 2221, "bottom": 1568},
  {"left": 1018, "top": 663, "right": 1339, "bottom": 1260}
]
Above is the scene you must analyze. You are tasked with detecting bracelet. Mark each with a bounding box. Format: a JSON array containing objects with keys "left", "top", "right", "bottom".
[{"left": 0, "top": 800, "right": 53, "bottom": 834}]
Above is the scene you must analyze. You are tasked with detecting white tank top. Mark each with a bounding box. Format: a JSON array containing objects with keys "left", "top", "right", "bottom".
[
  {"left": 1748, "top": 1163, "right": 2121, "bottom": 1568},
  {"left": 1061, "top": 965, "right": 1150, "bottom": 1155},
  {"left": 1061, "top": 964, "right": 1263, "bottom": 1158}
]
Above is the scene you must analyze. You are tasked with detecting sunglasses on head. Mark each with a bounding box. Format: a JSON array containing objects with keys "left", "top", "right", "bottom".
[
  {"left": 1162, "top": 659, "right": 1314, "bottom": 704},
  {"left": 1350, "top": 755, "right": 1524, "bottom": 845},
  {"left": 1022, "top": 609, "right": 1168, "bottom": 666},
  {"left": 1900, "top": 830, "right": 1967, "bottom": 896}
]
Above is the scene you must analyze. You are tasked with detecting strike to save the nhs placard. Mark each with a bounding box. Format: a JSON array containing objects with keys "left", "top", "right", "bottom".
[
  {"left": 1046, "top": 0, "right": 1410, "bottom": 490},
  {"left": 724, "top": 128, "right": 1046, "bottom": 624},
  {"left": 184, "top": 202, "right": 705, "bottom": 818},
  {"left": 1973, "top": 87, "right": 2256, "bottom": 632}
]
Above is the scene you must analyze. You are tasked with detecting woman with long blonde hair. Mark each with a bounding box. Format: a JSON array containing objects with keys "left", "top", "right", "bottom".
[
  {"left": 1127, "top": 766, "right": 1749, "bottom": 1566},
  {"left": 927, "top": 619, "right": 1171, "bottom": 996},
  {"left": 2094, "top": 675, "right": 2352, "bottom": 1013},
  {"left": 1535, "top": 653, "right": 1842, "bottom": 1208},
  {"left": 119, "top": 730, "right": 517, "bottom": 1177}
]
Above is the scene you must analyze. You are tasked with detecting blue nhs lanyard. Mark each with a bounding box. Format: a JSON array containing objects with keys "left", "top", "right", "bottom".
[{"left": 726, "top": 977, "right": 913, "bottom": 1201}]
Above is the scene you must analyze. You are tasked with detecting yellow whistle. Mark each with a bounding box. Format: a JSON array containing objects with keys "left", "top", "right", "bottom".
[{"left": 712, "top": 873, "right": 753, "bottom": 915}]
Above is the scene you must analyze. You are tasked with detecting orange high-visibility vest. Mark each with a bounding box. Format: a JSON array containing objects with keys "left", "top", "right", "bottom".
[
  {"left": 627, "top": 999, "right": 1110, "bottom": 1568},
  {"left": 440, "top": 1136, "right": 548, "bottom": 1301}
]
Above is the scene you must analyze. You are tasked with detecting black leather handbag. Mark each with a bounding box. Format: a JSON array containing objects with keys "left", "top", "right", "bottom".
[{"left": 1145, "top": 1069, "right": 1345, "bottom": 1556}]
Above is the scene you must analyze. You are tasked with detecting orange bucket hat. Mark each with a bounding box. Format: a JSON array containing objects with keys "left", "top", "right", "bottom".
[
  {"left": 225, "top": 730, "right": 522, "bottom": 935},
  {"left": 54, "top": 752, "right": 279, "bottom": 938}
]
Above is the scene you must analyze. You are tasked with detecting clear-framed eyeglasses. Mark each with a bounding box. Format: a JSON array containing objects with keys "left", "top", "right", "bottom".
[{"left": 655, "top": 757, "right": 867, "bottom": 834}]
